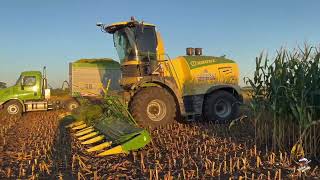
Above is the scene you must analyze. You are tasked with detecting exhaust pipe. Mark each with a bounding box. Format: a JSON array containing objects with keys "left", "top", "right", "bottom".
[
  {"left": 42, "top": 66, "right": 47, "bottom": 90},
  {"left": 186, "top": 48, "right": 195, "bottom": 56},
  {"left": 195, "top": 48, "right": 202, "bottom": 56}
]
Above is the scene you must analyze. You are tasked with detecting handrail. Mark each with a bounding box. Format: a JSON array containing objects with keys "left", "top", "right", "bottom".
[{"left": 163, "top": 54, "right": 182, "bottom": 90}]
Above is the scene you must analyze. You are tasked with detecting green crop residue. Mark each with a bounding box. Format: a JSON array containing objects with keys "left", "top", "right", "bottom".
[{"left": 72, "top": 58, "right": 120, "bottom": 69}]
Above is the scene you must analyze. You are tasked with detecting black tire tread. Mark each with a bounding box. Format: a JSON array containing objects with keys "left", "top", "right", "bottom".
[
  {"left": 129, "top": 86, "right": 176, "bottom": 128},
  {"left": 203, "top": 90, "right": 239, "bottom": 123}
]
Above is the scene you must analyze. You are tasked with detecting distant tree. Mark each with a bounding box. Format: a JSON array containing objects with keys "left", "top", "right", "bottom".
[{"left": 0, "top": 82, "right": 6, "bottom": 89}]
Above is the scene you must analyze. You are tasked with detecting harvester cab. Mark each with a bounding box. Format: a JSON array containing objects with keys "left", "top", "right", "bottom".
[
  {"left": 97, "top": 17, "right": 243, "bottom": 128},
  {"left": 97, "top": 18, "right": 163, "bottom": 87}
]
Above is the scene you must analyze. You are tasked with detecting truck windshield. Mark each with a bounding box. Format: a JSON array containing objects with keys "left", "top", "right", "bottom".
[
  {"left": 15, "top": 75, "right": 22, "bottom": 85},
  {"left": 113, "top": 26, "right": 157, "bottom": 63}
]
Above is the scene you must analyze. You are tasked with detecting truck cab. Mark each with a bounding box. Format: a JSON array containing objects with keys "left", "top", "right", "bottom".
[{"left": 0, "top": 70, "right": 52, "bottom": 116}]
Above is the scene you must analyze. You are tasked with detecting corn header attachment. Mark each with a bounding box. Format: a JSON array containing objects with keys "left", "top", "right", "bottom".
[{"left": 66, "top": 96, "right": 151, "bottom": 156}]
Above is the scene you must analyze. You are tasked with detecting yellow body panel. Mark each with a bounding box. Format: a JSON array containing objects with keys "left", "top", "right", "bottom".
[
  {"left": 150, "top": 26, "right": 239, "bottom": 96},
  {"left": 107, "top": 21, "right": 155, "bottom": 28},
  {"left": 163, "top": 57, "right": 191, "bottom": 90},
  {"left": 122, "top": 61, "right": 140, "bottom": 66},
  {"left": 120, "top": 56, "right": 239, "bottom": 96},
  {"left": 156, "top": 32, "right": 166, "bottom": 60},
  {"left": 162, "top": 56, "right": 239, "bottom": 96}
]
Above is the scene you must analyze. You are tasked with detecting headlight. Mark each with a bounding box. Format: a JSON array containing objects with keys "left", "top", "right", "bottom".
[{"left": 32, "top": 86, "right": 38, "bottom": 92}]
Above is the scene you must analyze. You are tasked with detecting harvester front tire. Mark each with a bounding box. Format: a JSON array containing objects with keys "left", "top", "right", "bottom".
[
  {"left": 5, "top": 100, "right": 23, "bottom": 117},
  {"left": 204, "top": 90, "right": 239, "bottom": 123},
  {"left": 129, "top": 87, "right": 176, "bottom": 129}
]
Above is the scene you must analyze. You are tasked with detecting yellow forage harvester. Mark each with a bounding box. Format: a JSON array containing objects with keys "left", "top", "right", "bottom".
[{"left": 66, "top": 95, "right": 151, "bottom": 156}]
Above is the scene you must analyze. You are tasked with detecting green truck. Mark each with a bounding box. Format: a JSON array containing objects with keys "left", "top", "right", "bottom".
[
  {"left": 0, "top": 59, "right": 122, "bottom": 117},
  {"left": 0, "top": 67, "right": 78, "bottom": 116}
]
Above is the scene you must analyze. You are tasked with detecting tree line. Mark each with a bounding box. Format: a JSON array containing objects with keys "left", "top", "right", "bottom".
[{"left": 0, "top": 82, "right": 6, "bottom": 89}]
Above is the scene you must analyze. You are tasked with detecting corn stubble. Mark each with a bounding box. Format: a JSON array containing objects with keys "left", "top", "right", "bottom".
[
  {"left": 0, "top": 111, "right": 63, "bottom": 179},
  {"left": 1, "top": 110, "right": 319, "bottom": 179}
]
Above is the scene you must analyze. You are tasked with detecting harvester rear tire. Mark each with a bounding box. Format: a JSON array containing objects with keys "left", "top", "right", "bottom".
[
  {"left": 4, "top": 100, "right": 23, "bottom": 118},
  {"left": 203, "top": 90, "right": 239, "bottom": 123},
  {"left": 129, "top": 86, "right": 176, "bottom": 129}
]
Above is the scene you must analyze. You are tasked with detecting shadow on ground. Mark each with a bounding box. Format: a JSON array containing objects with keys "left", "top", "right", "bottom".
[{"left": 51, "top": 115, "right": 75, "bottom": 179}]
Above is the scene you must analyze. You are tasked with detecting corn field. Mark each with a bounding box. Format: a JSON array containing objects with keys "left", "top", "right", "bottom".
[
  {"left": 1, "top": 110, "right": 320, "bottom": 179},
  {"left": 245, "top": 45, "right": 320, "bottom": 160}
]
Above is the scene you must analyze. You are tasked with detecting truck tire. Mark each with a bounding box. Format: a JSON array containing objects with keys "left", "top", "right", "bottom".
[
  {"left": 65, "top": 99, "right": 80, "bottom": 112},
  {"left": 129, "top": 86, "right": 176, "bottom": 129},
  {"left": 5, "top": 100, "right": 23, "bottom": 117},
  {"left": 203, "top": 90, "right": 239, "bottom": 123}
]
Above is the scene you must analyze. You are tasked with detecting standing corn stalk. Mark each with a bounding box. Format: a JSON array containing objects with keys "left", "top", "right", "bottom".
[{"left": 245, "top": 44, "right": 320, "bottom": 159}]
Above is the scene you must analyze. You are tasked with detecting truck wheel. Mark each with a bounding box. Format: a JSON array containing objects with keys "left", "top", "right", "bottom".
[
  {"left": 5, "top": 100, "right": 23, "bottom": 117},
  {"left": 65, "top": 99, "right": 80, "bottom": 112},
  {"left": 203, "top": 90, "right": 239, "bottom": 123},
  {"left": 129, "top": 87, "right": 176, "bottom": 128}
]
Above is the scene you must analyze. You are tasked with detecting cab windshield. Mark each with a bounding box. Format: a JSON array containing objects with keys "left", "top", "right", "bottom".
[
  {"left": 15, "top": 75, "right": 22, "bottom": 85},
  {"left": 114, "top": 27, "right": 137, "bottom": 63},
  {"left": 113, "top": 26, "right": 157, "bottom": 63}
]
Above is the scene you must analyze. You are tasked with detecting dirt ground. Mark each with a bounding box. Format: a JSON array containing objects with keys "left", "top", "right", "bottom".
[{"left": 0, "top": 111, "right": 319, "bottom": 179}]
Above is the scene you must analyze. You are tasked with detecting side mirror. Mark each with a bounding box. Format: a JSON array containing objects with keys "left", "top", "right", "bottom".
[
  {"left": 140, "top": 22, "right": 144, "bottom": 33},
  {"left": 96, "top": 22, "right": 103, "bottom": 27}
]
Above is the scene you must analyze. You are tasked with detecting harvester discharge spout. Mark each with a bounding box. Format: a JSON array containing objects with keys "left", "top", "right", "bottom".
[{"left": 66, "top": 96, "right": 151, "bottom": 156}]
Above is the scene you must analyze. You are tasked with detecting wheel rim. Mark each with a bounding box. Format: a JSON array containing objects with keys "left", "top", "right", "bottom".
[
  {"left": 146, "top": 99, "right": 167, "bottom": 121},
  {"left": 69, "top": 103, "right": 78, "bottom": 110},
  {"left": 7, "top": 104, "right": 19, "bottom": 115},
  {"left": 214, "top": 99, "right": 231, "bottom": 118}
]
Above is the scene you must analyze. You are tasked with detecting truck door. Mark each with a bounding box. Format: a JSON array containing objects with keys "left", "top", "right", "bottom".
[{"left": 16, "top": 76, "right": 38, "bottom": 100}]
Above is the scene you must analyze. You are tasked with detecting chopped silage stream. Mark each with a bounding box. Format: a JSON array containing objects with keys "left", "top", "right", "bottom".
[{"left": 0, "top": 111, "right": 319, "bottom": 179}]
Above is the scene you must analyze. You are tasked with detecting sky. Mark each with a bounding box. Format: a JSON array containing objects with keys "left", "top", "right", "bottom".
[{"left": 0, "top": 0, "right": 319, "bottom": 87}]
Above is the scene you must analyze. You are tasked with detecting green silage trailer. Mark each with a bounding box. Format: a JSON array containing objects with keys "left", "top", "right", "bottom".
[{"left": 69, "top": 58, "right": 121, "bottom": 97}]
